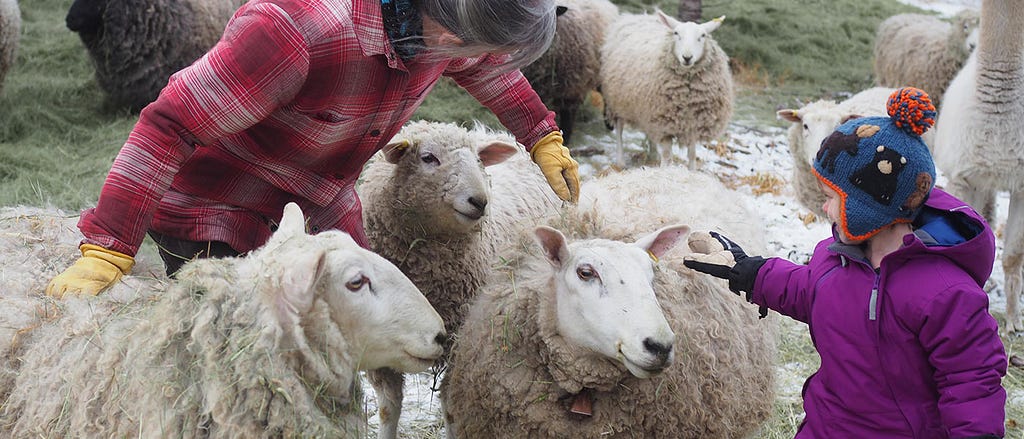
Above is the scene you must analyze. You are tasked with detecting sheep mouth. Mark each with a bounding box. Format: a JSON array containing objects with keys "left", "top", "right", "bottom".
[
  {"left": 619, "top": 351, "right": 669, "bottom": 379},
  {"left": 455, "top": 209, "right": 484, "bottom": 221},
  {"left": 399, "top": 352, "right": 439, "bottom": 372}
]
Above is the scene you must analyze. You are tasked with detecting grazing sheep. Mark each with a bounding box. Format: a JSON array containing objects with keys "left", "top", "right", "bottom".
[
  {"left": 0, "top": 203, "right": 446, "bottom": 438},
  {"left": 65, "top": 0, "right": 244, "bottom": 111},
  {"left": 441, "top": 179, "right": 776, "bottom": 437},
  {"left": 873, "top": 9, "right": 980, "bottom": 107},
  {"left": 601, "top": 11, "right": 734, "bottom": 170},
  {"left": 0, "top": 0, "right": 19, "bottom": 92},
  {"left": 521, "top": 0, "right": 619, "bottom": 145},
  {"left": 932, "top": 0, "right": 1024, "bottom": 332},
  {"left": 358, "top": 121, "right": 562, "bottom": 439},
  {"left": 777, "top": 87, "right": 899, "bottom": 217}
]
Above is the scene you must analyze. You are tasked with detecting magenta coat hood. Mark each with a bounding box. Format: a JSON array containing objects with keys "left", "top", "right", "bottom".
[{"left": 753, "top": 188, "right": 1006, "bottom": 438}]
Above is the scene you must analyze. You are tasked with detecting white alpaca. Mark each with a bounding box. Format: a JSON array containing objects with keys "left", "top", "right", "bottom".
[{"left": 932, "top": 0, "right": 1024, "bottom": 332}]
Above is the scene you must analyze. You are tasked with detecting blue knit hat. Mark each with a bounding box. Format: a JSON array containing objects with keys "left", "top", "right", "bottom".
[{"left": 812, "top": 87, "right": 937, "bottom": 241}]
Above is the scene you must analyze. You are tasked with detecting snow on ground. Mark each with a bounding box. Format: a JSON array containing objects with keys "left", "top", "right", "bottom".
[{"left": 359, "top": 115, "right": 1011, "bottom": 436}]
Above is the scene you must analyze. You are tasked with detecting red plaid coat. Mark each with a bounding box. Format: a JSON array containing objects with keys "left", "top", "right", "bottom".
[{"left": 79, "top": 0, "right": 557, "bottom": 255}]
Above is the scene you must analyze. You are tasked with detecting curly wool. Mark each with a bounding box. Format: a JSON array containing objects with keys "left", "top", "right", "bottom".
[
  {"left": 0, "top": 210, "right": 370, "bottom": 437},
  {"left": 65, "top": 0, "right": 244, "bottom": 111},
  {"left": 873, "top": 10, "right": 980, "bottom": 107},
  {"left": 442, "top": 207, "right": 776, "bottom": 438},
  {"left": 600, "top": 13, "right": 734, "bottom": 151},
  {"left": 521, "top": 0, "right": 618, "bottom": 144},
  {"left": 0, "top": 0, "right": 20, "bottom": 93}
]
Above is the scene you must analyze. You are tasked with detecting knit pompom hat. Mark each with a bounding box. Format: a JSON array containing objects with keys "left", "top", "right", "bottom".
[{"left": 812, "top": 87, "right": 937, "bottom": 241}]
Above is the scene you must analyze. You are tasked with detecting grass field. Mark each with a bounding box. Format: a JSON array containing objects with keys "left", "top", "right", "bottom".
[{"left": 1, "top": 0, "right": 1021, "bottom": 437}]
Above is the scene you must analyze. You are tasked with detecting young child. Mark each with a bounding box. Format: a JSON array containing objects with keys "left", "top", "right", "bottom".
[{"left": 685, "top": 87, "right": 1007, "bottom": 438}]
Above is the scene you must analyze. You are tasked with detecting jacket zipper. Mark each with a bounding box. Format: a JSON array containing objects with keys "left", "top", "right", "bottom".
[{"left": 869, "top": 272, "right": 880, "bottom": 321}]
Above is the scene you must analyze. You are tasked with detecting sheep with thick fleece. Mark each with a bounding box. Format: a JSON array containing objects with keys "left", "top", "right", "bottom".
[
  {"left": 873, "top": 9, "right": 980, "bottom": 107},
  {"left": 521, "top": 0, "right": 619, "bottom": 145},
  {"left": 776, "top": 87, "right": 900, "bottom": 217},
  {"left": 65, "top": 0, "right": 244, "bottom": 111},
  {"left": 0, "top": 203, "right": 446, "bottom": 437},
  {"left": 932, "top": 0, "right": 1024, "bottom": 332},
  {"left": 601, "top": 11, "right": 734, "bottom": 169},
  {"left": 358, "top": 120, "right": 562, "bottom": 439},
  {"left": 0, "top": 0, "right": 20, "bottom": 93},
  {"left": 442, "top": 166, "right": 776, "bottom": 438}
]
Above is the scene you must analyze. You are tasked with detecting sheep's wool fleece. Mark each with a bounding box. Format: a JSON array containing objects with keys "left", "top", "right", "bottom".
[
  {"left": 0, "top": 222, "right": 367, "bottom": 438},
  {"left": 600, "top": 13, "right": 734, "bottom": 146},
  {"left": 442, "top": 205, "right": 776, "bottom": 438}
]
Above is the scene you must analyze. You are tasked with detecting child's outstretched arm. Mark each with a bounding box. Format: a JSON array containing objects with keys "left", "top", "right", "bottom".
[{"left": 684, "top": 231, "right": 815, "bottom": 321}]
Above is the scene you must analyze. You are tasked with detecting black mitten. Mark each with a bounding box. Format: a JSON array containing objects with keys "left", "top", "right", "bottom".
[{"left": 684, "top": 231, "right": 769, "bottom": 318}]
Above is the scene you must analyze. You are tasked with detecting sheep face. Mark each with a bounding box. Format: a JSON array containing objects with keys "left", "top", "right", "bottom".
[
  {"left": 381, "top": 128, "right": 518, "bottom": 237},
  {"left": 260, "top": 203, "right": 446, "bottom": 374},
  {"left": 534, "top": 224, "right": 689, "bottom": 378},
  {"left": 778, "top": 101, "right": 855, "bottom": 166},
  {"left": 657, "top": 11, "right": 723, "bottom": 68}
]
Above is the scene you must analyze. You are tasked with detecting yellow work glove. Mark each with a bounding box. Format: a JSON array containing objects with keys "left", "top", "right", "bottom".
[
  {"left": 530, "top": 131, "right": 580, "bottom": 203},
  {"left": 46, "top": 244, "right": 135, "bottom": 299}
]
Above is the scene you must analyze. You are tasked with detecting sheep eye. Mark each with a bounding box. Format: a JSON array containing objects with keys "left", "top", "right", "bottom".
[
  {"left": 420, "top": 153, "right": 440, "bottom": 165},
  {"left": 803, "top": 123, "right": 809, "bottom": 131},
  {"left": 346, "top": 275, "right": 370, "bottom": 291},
  {"left": 576, "top": 264, "right": 598, "bottom": 281}
]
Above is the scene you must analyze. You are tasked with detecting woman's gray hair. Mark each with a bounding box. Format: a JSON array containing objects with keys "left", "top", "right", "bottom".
[{"left": 420, "top": 0, "right": 556, "bottom": 74}]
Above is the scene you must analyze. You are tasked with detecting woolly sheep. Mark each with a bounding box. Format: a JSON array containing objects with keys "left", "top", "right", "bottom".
[
  {"left": 0, "top": 0, "right": 19, "bottom": 93},
  {"left": 358, "top": 120, "right": 562, "bottom": 439},
  {"left": 441, "top": 166, "right": 776, "bottom": 438},
  {"left": 65, "top": 0, "right": 244, "bottom": 111},
  {"left": 521, "top": 0, "right": 619, "bottom": 145},
  {"left": 932, "top": 0, "right": 1024, "bottom": 332},
  {"left": 873, "top": 9, "right": 980, "bottom": 107},
  {"left": 0, "top": 203, "right": 446, "bottom": 437},
  {"left": 776, "top": 87, "right": 900, "bottom": 217},
  {"left": 600, "top": 11, "right": 734, "bottom": 170}
]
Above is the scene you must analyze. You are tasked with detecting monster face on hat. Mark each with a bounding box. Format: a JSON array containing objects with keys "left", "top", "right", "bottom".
[{"left": 812, "top": 87, "right": 937, "bottom": 241}]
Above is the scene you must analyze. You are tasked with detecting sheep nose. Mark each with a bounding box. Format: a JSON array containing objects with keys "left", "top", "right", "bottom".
[
  {"left": 468, "top": 195, "right": 487, "bottom": 212},
  {"left": 643, "top": 337, "right": 673, "bottom": 364},
  {"left": 682, "top": 55, "right": 693, "bottom": 65},
  {"left": 434, "top": 332, "right": 448, "bottom": 347}
]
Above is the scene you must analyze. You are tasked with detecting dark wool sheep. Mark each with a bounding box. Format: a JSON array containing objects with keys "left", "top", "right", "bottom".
[
  {"left": 65, "top": 0, "right": 244, "bottom": 111},
  {"left": 0, "top": 0, "right": 20, "bottom": 93}
]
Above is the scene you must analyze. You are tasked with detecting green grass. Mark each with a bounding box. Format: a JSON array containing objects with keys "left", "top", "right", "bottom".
[{"left": 2, "top": 0, "right": 1022, "bottom": 437}]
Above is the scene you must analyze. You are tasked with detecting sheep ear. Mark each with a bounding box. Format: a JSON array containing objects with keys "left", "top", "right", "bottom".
[
  {"left": 534, "top": 226, "right": 570, "bottom": 268},
  {"left": 276, "top": 202, "right": 308, "bottom": 238},
  {"left": 655, "top": 9, "right": 675, "bottom": 28},
  {"left": 702, "top": 15, "right": 724, "bottom": 32},
  {"left": 478, "top": 142, "right": 519, "bottom": 167},
  {"left": 777, "top": 109, "right": 802, "bottom": 123},
  {"left": 840, "top": 114, "right": 863, "bottom": 124},
  {"left": 383, "top": 139, "right": 412, "bottom": 164},
  {"left": 634, "top": 224, "right": 690, "bottom": 260},
  {"left": 275, "top": 248, "right": 328, "bottom": 317}
]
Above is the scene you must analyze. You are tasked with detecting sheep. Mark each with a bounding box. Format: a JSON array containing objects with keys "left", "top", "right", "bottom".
[
  {"left": 932, "top": 0, "right": 1024, "bottom": 332},
  {"left": 357, "top": 120, "right": 563, "bottom": 439},
  {"left": 873, "top": 9, "right": 980, "bottom": 107},
  {"left": 0, "top": 0, "right": 19, "bottom": 93},
  {"left": 440, "top": 167, "right": 777, "bottom": 437},
  {"left": 600, "top": 10, "right": 734, "bottom": 170},
  {"left": 64, "top": 0, "right": 244, "bottom": 111},
  {"left": 776, "top": 87, "right": 900, "bottom": 217},
  {"left": 0, "top": 202, "right": 447, "bottom": 437},
  {"left": 520, "top": 0, "right": 619, "bottom": 145}
]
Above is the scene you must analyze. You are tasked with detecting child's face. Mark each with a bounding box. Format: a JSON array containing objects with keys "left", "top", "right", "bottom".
[{"left": 819, "top": 180, "right": 864, "bottom": 245}]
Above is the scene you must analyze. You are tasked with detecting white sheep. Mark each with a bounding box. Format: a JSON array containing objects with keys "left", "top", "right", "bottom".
[
  {"left": 521, "top": 0, "right": 619, "bottom": 144},
  {"left": 873, "top": 9, "right": 980, "bottom": 107},
  {"left": 64, "top": 0, "right": 244, "bottom": 111},
  {"left": 776, "top": 87, "right": 900, "bottom": 217},
  {"left": 932, "top": 0, "right": 1024, "bottom": 332},
  {"left": 0, "top": 203, "right": 446, "bottom": 437},
  {"left": 0, "top": 0, "right": 20, "bottom": 93},
  {"left": 600, "top": 11, "right": 734, "bottom": 170},
  {"left": 441, "top": 167, "right": 776, "bottom": 437},
  {"left": 357, "top": 120, "right": 562, "bottom": 439}
]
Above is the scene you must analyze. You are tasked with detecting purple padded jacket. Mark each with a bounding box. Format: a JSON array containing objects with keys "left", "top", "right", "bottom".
[{"left": 753, "top": 188, "right": 1007, "bottom": 438}]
